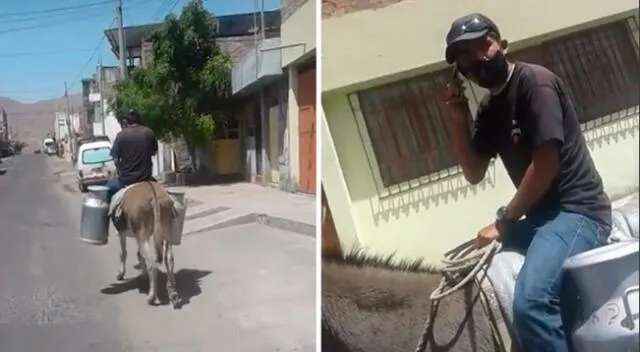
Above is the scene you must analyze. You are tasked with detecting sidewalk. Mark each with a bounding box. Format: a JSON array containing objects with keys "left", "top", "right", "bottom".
[
  {"left": 50, "top": 153, "right": 317, "bottom": 238},
  {"left": 174, "top": 183, "right": 316, "bottom": 237}
]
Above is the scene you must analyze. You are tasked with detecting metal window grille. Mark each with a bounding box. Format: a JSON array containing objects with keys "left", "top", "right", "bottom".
[
  {"left": 355, "top": 69, "right": 457, "bottom": 187},
  {"left": 353, "top": 17, "right": 638, "bottom": 189},
  {"left": 511, "top": 17, "right": 639, "bottom": 123}
]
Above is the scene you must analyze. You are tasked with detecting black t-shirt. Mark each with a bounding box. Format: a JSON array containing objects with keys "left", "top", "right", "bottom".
[
  {"left": 110, "top": 125, "right": 158, "bottom": 185},
  {"left": 473, "top": 62, "right": 611, "bottom": 225}
]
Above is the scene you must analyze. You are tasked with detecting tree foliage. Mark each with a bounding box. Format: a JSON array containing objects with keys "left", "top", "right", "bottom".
[{"left": 110, "top": 0, "right": 231, "bottom": 147}]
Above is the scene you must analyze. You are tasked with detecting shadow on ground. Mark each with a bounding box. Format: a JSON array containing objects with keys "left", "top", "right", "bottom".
[{"left": 100, "top": 268, "right": 212, "bottom": 307}]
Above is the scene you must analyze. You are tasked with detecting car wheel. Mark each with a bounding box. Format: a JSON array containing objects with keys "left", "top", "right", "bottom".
[{"left": 79, "top": 183, "right": 88, "bottom": 193}]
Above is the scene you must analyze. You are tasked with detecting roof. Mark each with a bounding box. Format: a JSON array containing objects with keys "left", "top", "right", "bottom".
[{"left": 104, "top": 10, "right": 281, "bottom": 58}]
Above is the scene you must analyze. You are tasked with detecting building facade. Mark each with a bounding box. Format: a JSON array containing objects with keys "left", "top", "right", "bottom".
[
  {"left": 280, "top": 0, "right": 317, "bottom": 194},
  {"left": 104, "top": 11, "right": 282, "bottom": 184},
  {"left": 322, "top": 0, "right": 640, "bottom": 261}
]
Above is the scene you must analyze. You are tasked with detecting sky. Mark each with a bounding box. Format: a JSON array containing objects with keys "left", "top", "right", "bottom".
[{"left": 0, "top": 0, "right": 280, "bottom": 103}]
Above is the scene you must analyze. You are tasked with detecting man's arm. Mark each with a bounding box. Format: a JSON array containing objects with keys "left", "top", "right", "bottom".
[
  {"left": 451, "top": 113, "right": 495, "bottom": 185},
  {"left": 505, "top": 85, "right": 563, "bottom": 219},
  {"left": 149, "top": 131, "right": 158, "bottom": 156},
  {"left": 111, "top": 134, "right": 122, "bottom": 168}
]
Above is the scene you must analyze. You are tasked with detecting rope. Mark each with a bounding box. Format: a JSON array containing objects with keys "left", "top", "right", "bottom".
[{"left": 413, "top": 239, "right": 503, "bottom": 352}]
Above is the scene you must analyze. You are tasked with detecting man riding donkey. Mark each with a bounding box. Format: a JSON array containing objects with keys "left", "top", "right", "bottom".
[
  {"left": 105, "top": 109, "right": 182, "bottom": 308},
  {"left": 444, "top": 13, "right": 612, "bottom": 352}
]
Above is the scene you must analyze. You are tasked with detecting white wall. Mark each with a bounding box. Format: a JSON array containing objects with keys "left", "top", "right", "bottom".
[
  {"left": 280, "top": 0, "right": 316, "bottom": 68},
  {"left": 92, "top": 122, "right": 104, "bottom": 136}
]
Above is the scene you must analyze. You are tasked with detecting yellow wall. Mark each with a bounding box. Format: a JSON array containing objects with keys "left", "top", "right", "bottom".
[
  {"left": 321, "top": 2, "right": 640, "bottom": 263},
  {"left": 322, "top": 0, "right": 638, "bottom": 93},
  {"left": 281, "top": 0, "right": 316, "bottom": 68},
  {"left": 324, "top": 89, "right": 639, "bottom": 262},
  {"left": 321, "top": 107, "right": 361, "bottom": 251},
  {"left": 213, "top": 139, "right": 241, "bottom": 175}
]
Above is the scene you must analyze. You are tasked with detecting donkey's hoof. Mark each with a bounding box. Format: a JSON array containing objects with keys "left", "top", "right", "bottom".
[
  {"left": 116, "top": 272, "right": 125, "bottom": 281},
  {"left": 147, "top": 296, "right": 159, "bottom": 306},
  {"left": 170, "top": 294, "right": 182, "bottom": 309}
]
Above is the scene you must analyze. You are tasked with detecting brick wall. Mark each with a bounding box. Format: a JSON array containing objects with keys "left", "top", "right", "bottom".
[
  {"left": 281, "top": 0, "right": 309, "bottom": 22},
  {"left": 322, "top": 0, "right": 406, "bottom": 19}
]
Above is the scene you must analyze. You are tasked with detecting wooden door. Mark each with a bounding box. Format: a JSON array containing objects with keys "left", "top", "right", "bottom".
[{"left": 297, "top": 67, "right": 316, "bottom": 194}]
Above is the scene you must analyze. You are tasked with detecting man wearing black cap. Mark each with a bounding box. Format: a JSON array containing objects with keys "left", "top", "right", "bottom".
[
  {"left": 105, "top": 109, "right": 158, "bottom": 204},
  {"left": 443, "top": 13, "right": 611, "bottom": 352}
]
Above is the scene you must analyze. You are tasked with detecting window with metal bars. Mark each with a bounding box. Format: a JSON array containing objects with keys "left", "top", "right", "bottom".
[
  {"left": 354, "top": 16, "right": 638, "bottom": 188},
  {"left": 354, "top": 69, "right": 457, "bottom": 187},
  {"left": 510, "top": 17, "right": 639, "bottom": 123}
]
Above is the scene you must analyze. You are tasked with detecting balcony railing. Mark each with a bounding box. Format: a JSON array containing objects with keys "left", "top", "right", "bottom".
[{"left": 231, "top": 37, "right": 283, "bottom": 95}]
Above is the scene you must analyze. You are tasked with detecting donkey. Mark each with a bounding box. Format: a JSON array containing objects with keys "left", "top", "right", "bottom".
[
  {"left": 322, "top": 251, "right": 507, "bottom": 352},
  {"left": 114, "top": 181, "right": 181, "bottom": 308}
]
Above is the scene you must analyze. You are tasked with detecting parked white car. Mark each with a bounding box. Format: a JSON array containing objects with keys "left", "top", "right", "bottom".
[
  {"left": 42, "top": 138, "right": 56, "bottom": 155},
  {"left": 75, "top": 140, "right": 116, "bottom": 192}
]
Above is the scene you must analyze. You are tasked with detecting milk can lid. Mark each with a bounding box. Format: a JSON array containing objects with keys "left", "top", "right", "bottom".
[{"left": 563, "top": 241, "right": 639, "bottom": 270}]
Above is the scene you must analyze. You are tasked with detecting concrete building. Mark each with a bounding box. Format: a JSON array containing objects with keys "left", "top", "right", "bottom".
[
  {"left": 321, "top": 0, "right": 639, "bottom": 262},
  {"left": 54, "top": 110, "right": 82, "bottom": 154},
  {"left": 104, "top": 10, "right": 281, "bottom": 184},
  {"left": 231, "top": 2, "right": 317, "bottom": 195},
  {"left": 279, "top": 0, "right": 317, "bottom": 194}
]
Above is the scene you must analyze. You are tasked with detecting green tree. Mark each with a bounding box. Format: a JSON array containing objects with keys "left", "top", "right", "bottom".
[{"left": 110, "top": 0, "right": 231, "bottom": 150}]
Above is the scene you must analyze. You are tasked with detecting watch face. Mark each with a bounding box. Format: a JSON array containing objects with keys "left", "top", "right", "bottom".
[{"left": 496, "top": 206, "right": 507, "bottom": 220}]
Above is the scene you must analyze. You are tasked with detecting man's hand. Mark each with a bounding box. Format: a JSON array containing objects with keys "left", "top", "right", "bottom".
[
  {"left": 476, "top": 222, "right": 500, "bottom": 248},
  {"left": 444, "top": 72, "right": 471, "bottom": 122}
]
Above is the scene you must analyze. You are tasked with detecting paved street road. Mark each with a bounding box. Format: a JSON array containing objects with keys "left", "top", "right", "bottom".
[{"left": 0, "top": 155, "right": 316, "bottom": 352}]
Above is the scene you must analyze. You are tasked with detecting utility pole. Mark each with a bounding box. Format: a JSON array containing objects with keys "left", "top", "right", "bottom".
[
  {"left": 98, "top": 54, "right": 106, "bottom": 136},
  {"left": 64, "top": 82, "right": 75, "bottom": 158},
  {"left": 260, "top": 0, "right": 265, "bottom": 40},
  {"left": 116, "top": 0, "right": 127, "bottom": 80}
]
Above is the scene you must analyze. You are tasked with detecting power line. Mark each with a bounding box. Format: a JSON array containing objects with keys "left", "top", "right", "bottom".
[
  {"left": 0, "top": 0, "right": 114, "bottom": 18},
  {"left": 0, "top": 7, "right": 110, "bottom": 26},
  {"left": 152, "top": 0, "right": 179, "bottom": 20},
  {"left": 67, "top": 17, "right": 118, "bottom": 92},
  {"left": 0, "top": 48, "right": 95, "bottom": 58},
  {"left": 0, "top": 12, "right": 113, "bottom": 35},
  {"left": 0, "top": 0, "right": 156, "bottom": 35},
  {"left": 166, "top": 0, "right": 181, "bottom": 15}
]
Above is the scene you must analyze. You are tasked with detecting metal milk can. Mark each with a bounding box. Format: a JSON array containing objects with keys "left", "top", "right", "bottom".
[
  {"left": 564, "top": 241, "right": 640, "bottom": 352},
  {"left": 80, "top": 185, "right": 110, "bottom": 245},
  {"left": 167, "top": 188, "right": 187, "bottom": 245}
]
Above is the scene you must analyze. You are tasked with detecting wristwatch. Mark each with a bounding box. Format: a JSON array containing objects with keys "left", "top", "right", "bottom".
[{"left": 496, "top": 206, "right": 516, "bottom": 229}]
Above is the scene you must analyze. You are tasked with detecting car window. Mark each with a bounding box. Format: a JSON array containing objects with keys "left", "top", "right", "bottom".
[{"left": 82, "top": 146, "right": 112, "bottom": 165}]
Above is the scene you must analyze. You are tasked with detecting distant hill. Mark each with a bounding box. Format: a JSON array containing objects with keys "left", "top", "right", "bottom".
[{"left": 0, "top": 94, "right": 82, "bottom": 146}]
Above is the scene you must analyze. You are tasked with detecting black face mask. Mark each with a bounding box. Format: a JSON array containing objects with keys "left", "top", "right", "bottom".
[{"left": 458, "top": 51, "right": 509, "bottom": 89}]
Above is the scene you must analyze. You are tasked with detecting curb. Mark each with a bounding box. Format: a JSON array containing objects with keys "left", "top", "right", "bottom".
[{"left": 184, "top": 212, "right": 315, "bottom": 238}]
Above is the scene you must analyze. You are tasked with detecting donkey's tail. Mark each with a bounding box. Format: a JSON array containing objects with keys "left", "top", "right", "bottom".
[{"left": 148, "top": 181, "right": 164, "bottom": 264}]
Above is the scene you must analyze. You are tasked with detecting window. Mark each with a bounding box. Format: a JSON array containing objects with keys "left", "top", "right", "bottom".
[
  {"left": 510, "top": 17, "right": 639, "bottom": 123},
  {"left": 355, "top": 69, "right": 457, "bottom": 187},
  {"left": 82, "top": 147, "right": 112, "bottom": 165}
]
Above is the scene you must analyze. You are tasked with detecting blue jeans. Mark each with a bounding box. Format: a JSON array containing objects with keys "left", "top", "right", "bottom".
[
  {"left": 105, "top": 177, "right": 125, "bottom": 205},
  {"left": 503, "top": 211, "right": 609, "bottom": 352}
]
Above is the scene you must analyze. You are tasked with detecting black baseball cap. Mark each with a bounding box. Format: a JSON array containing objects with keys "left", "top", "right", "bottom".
[{"left": 445, "top": 13, "right": 501, "bottom": 64}]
